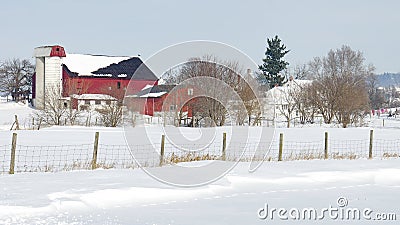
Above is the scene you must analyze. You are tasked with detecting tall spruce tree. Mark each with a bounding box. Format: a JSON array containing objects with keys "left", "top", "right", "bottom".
[{"left": 258, "top": 35, "right": 290, "bottom": 88}]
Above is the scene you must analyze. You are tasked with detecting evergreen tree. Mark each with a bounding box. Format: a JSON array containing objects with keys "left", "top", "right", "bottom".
[{"left": 258, "top": 35, "right": 290, "bottom": 88}]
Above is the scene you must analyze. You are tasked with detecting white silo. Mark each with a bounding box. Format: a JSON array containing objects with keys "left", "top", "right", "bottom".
[{"left": 33, "top": 45, "right": 66, "bottom": 109}]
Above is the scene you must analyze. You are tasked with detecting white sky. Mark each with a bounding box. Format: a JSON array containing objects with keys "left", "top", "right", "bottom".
[{"left": 0, "top": 0, "right": 399, "bottom": 74}]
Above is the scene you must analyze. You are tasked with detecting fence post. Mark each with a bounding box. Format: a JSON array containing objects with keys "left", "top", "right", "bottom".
[
  {"left": 278, "top": 133, "right": 283, "bottom": 161},
  {"left": 222, "top": 132, "right": 227, "bottom": 161},
  {"left": 91, "top": 132, "right": 99, "bottom": 169},
  {"left": 15, "top": 115, "right": 20, "bottom": 130},
  {"left": 9, "top": 133, "right": 17, "bottom": 174},
  {"left": 369, "top": 130, "right": 373, "bottom": 159},
  {"left": 160, "top": 134, "right": 165, "bottom": 166},
  {"left": 37, "top": 117, "right": 42, "bottom": 130},
  {"left": 382, "top": 119, "right": 385, "bottom": 127},
  {"left": 324, "top": 132, "right": 328, "bottom": 159}
]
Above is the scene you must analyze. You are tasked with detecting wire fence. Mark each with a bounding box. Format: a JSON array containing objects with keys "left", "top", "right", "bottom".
[{"left": 1, "top": 130, "right": 400, "bottom": 174}]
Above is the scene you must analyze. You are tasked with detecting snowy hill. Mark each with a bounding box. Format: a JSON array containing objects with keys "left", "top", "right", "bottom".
[
  {"left": 1, "top": 160, "right": 399, "bottom": 224},
  {"left": 0, "top": 96, "right": 400, "bottom": 224},
  {"left": 376, "top": 72, "right": 400, "bottom": 87},
  {"left": 0, "top": 98, "right": 35, "bottom": 130}
]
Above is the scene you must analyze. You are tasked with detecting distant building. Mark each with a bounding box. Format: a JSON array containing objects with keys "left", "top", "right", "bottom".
[
  {"left": 70, "top": 94, "right": 118, "bottom": 111},
  {"left": 264, "top": 78, "right": 313, "bottom": 123},
  {"left": 125, "top": 84, "right": 194, "bottom": 125}
]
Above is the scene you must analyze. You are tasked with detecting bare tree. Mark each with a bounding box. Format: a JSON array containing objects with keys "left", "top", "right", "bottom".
[
  {"left": 0, "top": 58, "right": 34, "bottom": 102},
  {"left": 94, "top": 83, "right": 125, "bottom": 127},
  {"left": 307, "top": 76, "right": 337, "bottom": 124},
  {"left": 34, "top": 84, "right": 68, "bottom": 125},
  {"left": 365, "top": 65, "right": 385, "bottom": 109},
  {"left": 274, "top": 84, "right": 298, "bottom": 128},
  {"left": 307, "top": 45, "right": 372, "bottom": 127},
  {"left": 165, "top": 56, "right": 252, "bottom": 127},
  {"left": 96, "top": 101, "right": 123, "bottom": 127},
  {"left": 239, "top": 71, "right": 263, "bottom": 125},
  {"left": 293, "top": 64, "right": 310, "bottom": 79},
  {"left": 66, "top": 106, "right": 81, "bottom": 126},
  {"left": 290, "top": 82, "right": 316, "bottom": 124},
  {"left": 335, "top": 78, "right": 369, "bottom": 127},
  {"left": 63, "top": 79, "right": 93, "bottom": 125}
]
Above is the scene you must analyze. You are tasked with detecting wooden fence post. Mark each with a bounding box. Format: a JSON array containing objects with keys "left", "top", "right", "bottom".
[
  {"left": 278, "top": 133, "right": 283, "bottom": 161},
  {"left": 382, "top": 119, "right": 385, "bottom": 127},
  {"left": 369, "top": 130, "right": 373, "bottom": 159},
  {"left": 324, "top": 132, "right": 328, "bottom": 159},
  {"left": 160, "top": 135, "right": 165, "bottom": 166},
  {"left": 37, "top": 117, "right": 42, "bottom": 130},
  {"left": 91, "top": 132, "right": 99, "bottom": 169},
  {"left": 9, "top": 133, "right": 17, "bottom": 174},
  {"left": 222, "top": 132, "right": 227, "bottom": 161},
  {"left": 15, "top": 115, "right": 20, "bottom": 130}
]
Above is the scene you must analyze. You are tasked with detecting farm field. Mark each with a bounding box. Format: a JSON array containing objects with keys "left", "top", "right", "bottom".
[
  {"left": 0, "top": 100, "right": 399, "bottom": 224},
  {"left": 1, "top": 159, "right": 399, "bottom": 224}
]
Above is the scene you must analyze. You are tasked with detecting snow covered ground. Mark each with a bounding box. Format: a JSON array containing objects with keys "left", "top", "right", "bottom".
[
  {"left": 0, "top": 99, "right": 34, "bottom": 130},
  {"left": 1, "top": 160, "right": 399, "bottom": 224},
  {"left": 0, "top": 125, "right": 399, "bottom": 174},
  {"left": 0, "top": 99, "right": 399, "bottom": 224}
]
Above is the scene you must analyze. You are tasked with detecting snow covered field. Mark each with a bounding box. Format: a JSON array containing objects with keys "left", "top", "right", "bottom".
[
  {"left": 0, "top": 100, "right": 399, "bottom": 224},
  {"left": 1, "top": 124, "right": 399, "bottom": 173},
  {"left": 1, "top": 160, "right": 399, "bottom": 224},
  {"left": 0, "top": 99, "right": 34, "bottom": 130}
]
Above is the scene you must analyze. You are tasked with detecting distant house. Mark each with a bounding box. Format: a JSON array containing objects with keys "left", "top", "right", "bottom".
[
  {"left": 264, "top": 78, "right": 313, "bottom": 123},
  {"left": 32, "top": 45, "right": 158, "bottom": 109}
]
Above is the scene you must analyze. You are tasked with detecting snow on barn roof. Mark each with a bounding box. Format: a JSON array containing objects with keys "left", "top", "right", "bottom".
[
  {"left": 141, "top": 84, "right": 154, "bottom": 91},
  {"left": 127, "top": 84, "right": 176, "bottom": 98},
  {"left": 62, "top": 54, "right": 130, "bottom": 76},
  {"left": 62, "top": 54, "right": 158, "bottom": 80},
  {"left": 140, "top": 92, "right": 167, "bottom": 98},
  {"left": 71, "top": 94, "right": 117, "bottom": 100}
]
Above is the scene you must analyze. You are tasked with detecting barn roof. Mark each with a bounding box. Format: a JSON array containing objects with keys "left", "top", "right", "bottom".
[
  {"left": 62, "top": 54, "right": 158, "bottom": 81},
  {"left": 130, "top": 84, "right": 176, "bottom": 98}
]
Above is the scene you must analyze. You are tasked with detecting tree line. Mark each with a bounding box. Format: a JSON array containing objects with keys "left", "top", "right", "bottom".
[
  {"left": 0, "top": 37, "right": 389, "bottom": 128},
  {"left": 0, "top": 59, "right": 34, "bottom": 102},
  {"left": 258, "top": 35, "right": 384, "bottom": 128}
]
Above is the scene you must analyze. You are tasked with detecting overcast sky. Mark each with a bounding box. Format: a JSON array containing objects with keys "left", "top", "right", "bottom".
[{"left": 1, "top": 0, "right": 399, "bottom": 74}]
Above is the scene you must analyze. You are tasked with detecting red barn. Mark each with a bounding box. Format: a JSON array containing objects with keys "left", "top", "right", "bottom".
[
  {"left": 125, "top": 84, "right": 194, "bottom": 121},
  {"left": 32, "top": 45, "right": 196, "bottom": 125},
  {"left": 33, "top": 45, "right": 158, "bottom": 109}
]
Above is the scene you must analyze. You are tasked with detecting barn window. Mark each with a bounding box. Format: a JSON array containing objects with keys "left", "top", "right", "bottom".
[
  {"left": 84, "top": 100, "right": 90, "bottom": 105},
  {"left": 108, "top": 86, "right": 112, "bottom": 90},
  {"left": 117, "top": 82, "right": 121, "bottom": 89},
  {"left": 63, "top": 102, "right": 68, "bottom": 108},
  {"left": 105, "top": 100, "right": 111, "bottom": 105},
  {"left": 56, "top": 47, "right": 60, "bottom": 51},
  {"left": 95, "top": 100, "right": 101, "bottom": 105},
  {"left": 169, "top": 105, "right": 176, "bottom": 111}
]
